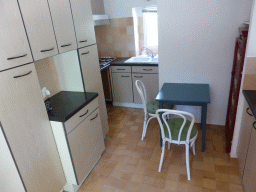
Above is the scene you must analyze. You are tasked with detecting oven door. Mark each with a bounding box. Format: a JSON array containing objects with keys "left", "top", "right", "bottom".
[{"left": 101, "top": 67, "right": 112, "bottom": 102}]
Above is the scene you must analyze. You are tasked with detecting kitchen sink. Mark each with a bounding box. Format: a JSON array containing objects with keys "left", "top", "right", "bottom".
[{"left": 124, "top": 56, "right": 158, "bottom": 63}]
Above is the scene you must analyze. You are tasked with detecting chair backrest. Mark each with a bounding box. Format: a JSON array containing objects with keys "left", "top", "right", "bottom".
[
  {"left": 135, "top": 80, "right": 147, "bottom": 114},
  {"left": 156, "top": 109, "right": 195, "bottom": 144}
]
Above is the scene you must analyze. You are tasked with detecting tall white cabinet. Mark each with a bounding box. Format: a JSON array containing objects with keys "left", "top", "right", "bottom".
[
  {"left": 18, "top": 0, "right": 58, "bottom": 61},
  {"left": 79, "top": 45, "right": 109, "bottom": 137},
  {"left": 70, "top": 0, "right": 96, "bottom": 48},
  {"left": 47, "top": 0, "right": 78, "bottom": 53},
  {"left": 0, "top": 0, "right": 33, "bottom": 71},
  {"left": 0, "top": 64, "right": 66, "bottom": 192}
]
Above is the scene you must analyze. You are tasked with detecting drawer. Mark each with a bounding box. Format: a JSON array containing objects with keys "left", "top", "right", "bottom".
[
  {"left": 65, "top": 97, "right": 98, "bottom": 134},
  {"left": 132, "top": 66, "right": 158, "bottom": 74},
  {"left": 111, "top": 66, "right": 131, "bottom": 73}
]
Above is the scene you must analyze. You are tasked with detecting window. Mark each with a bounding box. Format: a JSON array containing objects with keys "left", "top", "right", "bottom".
[{"left": 143, "top": 12, "right": 158, "bottom": 49}]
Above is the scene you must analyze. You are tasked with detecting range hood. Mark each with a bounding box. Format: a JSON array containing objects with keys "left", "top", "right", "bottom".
[{"left": 93, "top": 14, "right": 110, "bottom": 26}]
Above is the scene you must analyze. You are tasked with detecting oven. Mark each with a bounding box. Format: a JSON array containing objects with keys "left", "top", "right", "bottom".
[{"left": 99, "top": 58, "right": 115, "bottom": 103}]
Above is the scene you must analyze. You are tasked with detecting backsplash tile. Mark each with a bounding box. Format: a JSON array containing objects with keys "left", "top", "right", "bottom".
[{"left": 95, "top": 17, "right": 136, "bottom": 58}]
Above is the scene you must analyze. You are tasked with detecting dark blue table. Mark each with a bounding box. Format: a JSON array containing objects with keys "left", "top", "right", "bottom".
[{"left": 155, "top": 83, "right": 210, "bottom": 152}]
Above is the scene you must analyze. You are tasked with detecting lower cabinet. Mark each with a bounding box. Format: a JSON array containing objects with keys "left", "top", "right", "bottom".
[
  {"left": 243, "top": 125, "right": 256, "bottom": 192},
  {"left": 50, "top": 99, "right": 105, "bottom": 192},
  {"left": 237, "top": 99, "right": 254, "bottom": 177},
  {"left": 0, "top": 64, "right": 66, "bottom": 192},
  {"left": 111, "top": 65, "right": 159, "bottom": 105},
  {"left": 68, "top": 109, "right": 105, "bottom": 184},
  {"left": 237, "top": 96, "right": 256, "bottom": 192},
  {"left": 132, "top": 73, "right": 159, "bottom": 104},
  {"left": 111, "top": 72, "right": 133, "bottom": 103}
]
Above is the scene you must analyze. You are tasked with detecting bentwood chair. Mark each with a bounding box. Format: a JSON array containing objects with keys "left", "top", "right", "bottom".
[
  {"left": 156, "top": 109, "right": 198, "bottom": 180},
  {"left": 135, "top": 80, "right": 173, "bottom": 140}
]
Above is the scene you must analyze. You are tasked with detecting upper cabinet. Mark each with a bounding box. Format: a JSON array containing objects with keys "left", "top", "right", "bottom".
[
  {"left": 70, "top": 0, "right": 96, "bottom": 48},
  {"left": 17, "top": 0, "right": 58, "bottom": 61},
  {"left": 0, "top": 0, "right": 33, "bottom": 71},
  {"left": 47, "top": 0, "right": 78, "bottom": 54}
]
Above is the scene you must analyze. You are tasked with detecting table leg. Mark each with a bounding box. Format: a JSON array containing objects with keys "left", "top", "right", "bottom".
[
  {"left": 159, "top": 101, "right": 163, "bottom": 147},
  {"left": 201, "top": 104, "right": 207, "bottom": 152}
]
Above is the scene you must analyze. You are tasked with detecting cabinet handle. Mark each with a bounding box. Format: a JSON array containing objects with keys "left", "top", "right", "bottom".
[
  {"left": 61, "top": 43, "right": 72, "bottom": 48},
  {"left": 79, "top": 40, "right": 87, "bottom": 43},
  {"left": 246, "top": 107, "right": 253, "bottom": 116},
  {"left": 7, "top": 54, "right": 27, "bottom": 60},
  {"left": 121, "top": 75, "right": 130, "bottom": 77},
  {"left": 117, "top": 69, "right": 125, "bottom": 70},
  {"left": 253, "top": 122, "right": 256, "bottom": 130},
  {"left": 143, "top": 69, "right": 152, "bottom": 71},
  {"left": 134, "top": 76, "right": 143, "bottom": 78},
  {"left": 13, "top": 71, "right": 32, "bottom": 78},
  {"left": 82, "top": 51, "right": 90, "bottom": 55},
  {"left": 90, "top": 113, "right": 98, "bottom": 121},
  {"left": 79, "top": 110, "right": 89, "bottom": 118},
  {"left": 40, "top": 47, "right": 54, "bottom": 52}
]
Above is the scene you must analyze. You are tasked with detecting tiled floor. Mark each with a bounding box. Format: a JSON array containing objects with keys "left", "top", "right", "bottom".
[{"left": 78, "top": 106, "right": 243, "bottom": 192}]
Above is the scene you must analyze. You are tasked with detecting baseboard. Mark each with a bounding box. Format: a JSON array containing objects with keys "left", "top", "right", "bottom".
[
  {"left": 113, "top": 102, "right": 144, "bottom": 109},
  {"left": 194, "top": 123, "right": 225, "bottom": 131}
]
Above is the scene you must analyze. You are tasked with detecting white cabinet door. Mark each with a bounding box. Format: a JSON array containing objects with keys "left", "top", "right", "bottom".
[
  {"left": 0, "top": 0, "right": 33, "bottom": 71},
  {"left": 0, "top": 64, "right": 66, "bottom": 192},
  {"left": 78, "top": 45, "right": 109, "bottom": 137},
  {"left": 68, "top": 109, "right": 105, "bottom": 184},
  {"left": 18, "top": 0, "right": 58, "bottom": 61},
  {"left": 70, "top": 0, "right": 96, "bottom": 48},
  {"left": 243, "top": 124, "right": 256, "bottom": 192},
  {"left": 47, "top": 0, "right": 77, "bottom": 53},
  {"left": 237, "top": 99, "right": 254, "bottom": 178},
  {"left": 111, "top": 72, "right": 133, "bottom": 103},
  {"left": 132, "top": 73, "right": 159, "bottom": 104}
]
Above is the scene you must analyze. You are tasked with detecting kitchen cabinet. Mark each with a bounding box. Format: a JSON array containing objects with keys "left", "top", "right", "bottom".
[
  {"left": 68, "top": 109, "right": 105, "bottom": 184},
  {"left": 242, "top": 121, "right": 256, "bottom": 192},
  {"left": 47, "top": 0, "right": 77, "bottom": 54},
  {"left": 18, "top": 0, "right": 58, "bottom": 61},
  {"left": 70, "top": 0, "right": 96, "bottom": 48},
  {"left": 132, "top": 66, "right": 159, "bottom": 104},
  {"left": 50, "top": 95, "right": 105, "bottom": 192},
  {"left": 111, "top": 71, "right": 133, "bottom": 103},
  {"left": 78, "top": 45, "right": 109, "bottom": 137},
  {"left": 237, "top": 98, "right": 254, "bottom": 177},
  {"left": 0, "top": 64, "right": 66, "bottom": 192},
  {"left": 0, "top": 0, "right": 33, "bottom": 71},
  {"left": 110, "top": 65, "right": 159, "bottom": 105}
]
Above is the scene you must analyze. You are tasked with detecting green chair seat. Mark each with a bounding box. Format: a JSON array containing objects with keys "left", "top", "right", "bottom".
[
  {"left": 163, "top": 118, "right": 197, "bottom": 141},
  {"left": 146, "top": 101, "right": 173, "bottom": 114}
]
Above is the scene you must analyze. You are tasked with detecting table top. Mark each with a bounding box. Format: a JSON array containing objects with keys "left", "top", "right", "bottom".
[{"left": 155, "top": 83, "right": 210, "bottom": 104}]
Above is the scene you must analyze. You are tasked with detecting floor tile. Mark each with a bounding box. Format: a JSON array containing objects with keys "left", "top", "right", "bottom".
[{"left": 77, "top": 105, "right": 244, "bottom": 192}]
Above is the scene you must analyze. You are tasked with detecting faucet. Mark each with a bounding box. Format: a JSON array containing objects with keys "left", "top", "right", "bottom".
[{"left": 141, "top": 47, "right": 155, "bottom": 58}]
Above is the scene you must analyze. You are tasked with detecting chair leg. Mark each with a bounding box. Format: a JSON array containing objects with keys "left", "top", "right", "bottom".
[
  {"left": 185, "top": 144, "right": 191, "bottom": 180},
  {"left": 158, "top": 141, "right": 166, "bottom": 172},
  {"left": 192, "top": 142, "right": 196, "bottom": 155},
  {"left": 141, "top": 114, "right": 148, "bottom": 140}
]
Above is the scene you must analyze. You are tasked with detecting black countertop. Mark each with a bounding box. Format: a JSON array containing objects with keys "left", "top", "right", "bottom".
[
  {"left": 243, "top": 90, "right": 256, "bottom": 119},
  {"left": 47, "top": 91, "right": 98, "bottom": 122},
  {"left": 110, "top": 57, "right": 158, "bottom": 66}
]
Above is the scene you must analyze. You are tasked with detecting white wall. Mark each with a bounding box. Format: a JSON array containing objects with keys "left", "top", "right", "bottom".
[
  {"left": 54, "top": 50, "right": 84, "bottom": 92},
  {"left": 103, "top": 0, "right": 156, "bottom": 18},
  {"left": 157, "top": 0, "right": 252, "bottom": 125}
]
